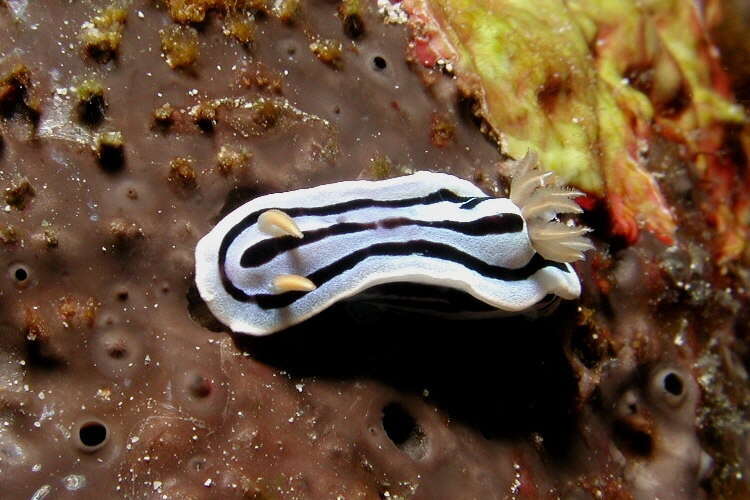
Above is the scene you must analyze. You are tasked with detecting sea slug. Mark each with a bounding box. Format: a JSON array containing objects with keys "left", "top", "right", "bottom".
[{"left": 195, "top": 153, "right": 592, "bottom": 335}]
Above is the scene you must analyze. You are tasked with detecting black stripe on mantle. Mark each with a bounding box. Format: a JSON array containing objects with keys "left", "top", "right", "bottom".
[
  {"left": 239, "top": 213, "right": 524, "bottom": 268},
  {"left": 234, "top": 240, "right": 569, "bottom": 308}
]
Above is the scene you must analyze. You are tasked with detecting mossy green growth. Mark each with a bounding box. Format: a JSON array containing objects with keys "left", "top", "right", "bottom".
[
  {"left": 274, "top": 0, "right": 300, "bottom": 23},
  {"left": 96, "top": 131, "right": 123, "bottom": 149},
  {"left": 309, "top": 38, "right": 343, "bottom": 69},
  {"left": 4, "top": 176, "right": 34, "bottom": 210},
  {"left": 153, "top": 103, "right": 175, "bottom": 127},
  {"left": 75, "top": 79, "right": 104, "bottom": 102},
  {"left": 339, "top": 0, "right": 364, "bottom": 38},
  {"left": 95, "top": 131, "right": 125, "bottom": 171},
  {"left": 0, "top": 64, "right": 37, "bottom": 114},
  {"left": 75, "top": 79, "right": 106, "bottom": 124},
  {"left": 369, "top": 155, "right": 393, "bottom": 180},
  {"left": 169, "top": 156, "right": 198, "bottom": 188},
  {"left": 0, "top": 64, "right": 31, "bottom": 99},
  {"left": 430, "top": 113, "right": 455, "bottom": 148},
  {"left": 418, "top": 0, "right": 603, "bottom": 192},
  {"left": 0, "top": 225, "right": 19, "bottom": 245},
  {"left": 217, "top": 145, "right": 253, "bottom": 175},
  {"left": 160, "top": 25, "right": 199, "bottom": 69},
  {"left": 190, "top": 101, "right": 217, "bottom": 131},
  {"left": 223, "top": 12, "right": 255, "bottom": 44},
  {"left": 340, "top": 0, "right": 360, "bottom": 17},
  {"left": 79, "top": 5, "right": 127, "bottom": 62}
]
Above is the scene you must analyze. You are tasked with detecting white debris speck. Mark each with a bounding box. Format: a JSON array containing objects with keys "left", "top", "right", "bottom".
[
  {"left": 96, "top": 388, "right": 111, "bottom": 401},
  {"left": 30, "top": 485, "right": 52, "bottom": 500},
  {"left": 377, "top": 0, "right": 408, "bottom": 24},
  {"left": 63, "top": 474, "right": 87, "bottom": 491},
  {"left": 6, "top": 0, "right": 29, "bottom": 21}
]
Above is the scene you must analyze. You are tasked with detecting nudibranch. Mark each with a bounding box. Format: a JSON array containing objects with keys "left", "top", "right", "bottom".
[{"left": 195, "top": 153, "right": 593, "bottom": 335}]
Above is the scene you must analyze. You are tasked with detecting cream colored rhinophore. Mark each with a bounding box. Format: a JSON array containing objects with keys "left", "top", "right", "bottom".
[
  {"left": 258, "top": 209, "right": 304, "bottom": 238},
  {"left": 272, "top": 274, "right": 317, "bottom": 293}
]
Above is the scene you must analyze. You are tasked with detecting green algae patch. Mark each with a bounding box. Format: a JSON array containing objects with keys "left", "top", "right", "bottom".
[
  {"left": 404, "top": 0, "right": 745, "bottom": 252},
  {"left": 406, "top": 0, "right": 605, "bottom": 191},
  {"left": 79, "top": 5, "right": 127, "bottom": 62},
  {"left": 160, "top": 25, "right": 199, "bottom": 70}
]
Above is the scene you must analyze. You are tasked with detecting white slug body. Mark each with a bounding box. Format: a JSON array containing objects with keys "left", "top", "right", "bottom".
[{"left": 195, "top": 166, "right": 586, "bottom": 336}]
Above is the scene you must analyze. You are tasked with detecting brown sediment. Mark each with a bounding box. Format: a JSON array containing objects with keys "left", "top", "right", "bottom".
[
  {"left": 74, "top": 79, "right": 107, "bottom": 126},
  {"left": 152, "top": 102, "right": 176, "bottom": 129},
  {"left": 168, "top": 156, "right": 198, "bottom": 188},
  {"left": 0, "top": 224, "right": 19, "bottom": 245},
  {"left": 37, "top": 220, "right": 59, "bottom": 249},
  {"left": 340, "top": 0, "right": 365, "bottom": 40},
  {"left": 274, "top": 0, "right": 300, "bottom": 24},
  {"left": 189, "top": 100, "right": 218, "bottom": 131},
  {"left": 222, "top": 11, "right": 256, "bottom": 45},
  {"left": 366, "top": 154, "right": 394, "bottom": 180},
  {"left": 94, "top": 131, "right": 125, "bottom": 171},
  {"left": 4, "top": 176, "right": 34, "bottom": 210},
  {"left": 429, "top": 112, "right": 455, "bottom": 148},
  {"left": 216, "top": 144, "right": 252, "bottom": 176},
  {"left": 160, "top": 24, "right": 199, "bottom": 69},
  {"left": 236, "top": 62, "right": 283, "bottom": 94},
  {"left": 79, "top": 5, "right": 127, "bottom": 62},
  {"left": 0, "top": 63, "right": 40, "bottom": 128},
  {"left": 309, "top": 37, "right": 343, "bottom": 69}
]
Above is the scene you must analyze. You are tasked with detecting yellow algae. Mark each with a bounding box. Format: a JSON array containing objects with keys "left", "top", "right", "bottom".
[{"left": 405, "top": 0, "right": 745, "bottom": 246}]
